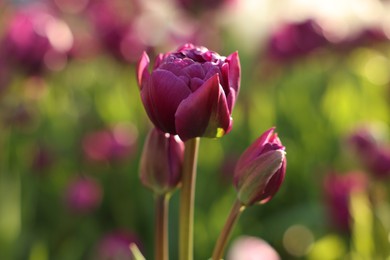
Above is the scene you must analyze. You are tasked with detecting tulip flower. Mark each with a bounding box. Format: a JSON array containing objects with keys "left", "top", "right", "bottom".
[
  {"left": 212, "top": 128, "right": 286, "bottom": 260},
  {"left": 234, "top": 127, "right": 286, "bottom": 206},
  {"left": 137, "top": 43, "right": 240, "bottom": 141},
  {"left": 139, "top": 128, "right": 185, "bottom": 260},
  {"left": 140, "top": 128, "right": 184, "bottom": 195}
]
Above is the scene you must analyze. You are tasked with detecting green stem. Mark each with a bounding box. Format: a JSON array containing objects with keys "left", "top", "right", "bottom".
[
  {"left": 211, "top": 200, "right": 246, "bottom": 260},
  {"left": 179, "top": 137, "right": 200, "bottom": 260},
  {"left": 155, "top": 194, "right": 170, "bottom": 260}
]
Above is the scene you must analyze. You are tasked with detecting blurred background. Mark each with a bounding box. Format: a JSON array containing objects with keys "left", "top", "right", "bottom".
[{"left": 1, "top": 0, "right": 390, "bottom": 259}]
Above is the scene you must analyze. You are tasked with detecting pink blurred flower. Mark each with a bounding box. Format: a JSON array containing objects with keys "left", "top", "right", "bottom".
[
  {"left": 323, "top": 172, "right": 367, "bottom": 232},
  {"left": 0, "top": 3, "right": 74, "bottom": 74},
  {"left": 227, "top": 236, "right": 280, "bottom": 260},
  {"left": 95, "top": 230, "right": 142, "bottom": 260},
  {"left": 82, "top": 124, "right": 137, "bottom": 163},
  {"left": 65, "top": 177, "right": 102, "bottom": 214}
]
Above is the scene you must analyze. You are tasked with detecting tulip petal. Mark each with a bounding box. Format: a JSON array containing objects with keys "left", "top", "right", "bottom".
[
  {"left": 175, "top": 74, "right": 221, "bottom": 141},
  {"left": 260, "top": 158, "right": 286, "bottom": 204},
  {"left": 147, "top": 70, "right": 191, "bottom": 133},
  {"left": 153, "top": 53, "right": 164, "bottom": 69},
  {"left": 235, "top": 128, "right": 276, "bottom": 173},
  {"left": 226, "top": 51, "right": 241, "bottom": 93},
  {"left": 136, "top": 51, "right": 150, "bottom": 88}
]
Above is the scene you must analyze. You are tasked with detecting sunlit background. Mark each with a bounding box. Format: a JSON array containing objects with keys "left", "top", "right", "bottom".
[{"left": 1, "top": 0, "right": 390, "bottom": 259}]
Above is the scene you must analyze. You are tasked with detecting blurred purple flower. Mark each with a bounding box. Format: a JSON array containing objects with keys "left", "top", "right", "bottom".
[
  {"left": 234, "top": 127, "right": 286, "bottom": 206},
  {"left": 0, "top": 3, "right": 74, "bottom": 74},
  {"left": 364, "top": 147, "right": 390, "bottom": 179},
  {"left": 82, "top": 124, "right": 137, "bottom": 163},
  {"left": 330, "top": 26, "right": 389, "bottom": 52},
  {"left": 266, "top": 19, "right": 328, "bottom": 61},
  {"left": 95, "top": 230, "right": 142, "bottom": 260},
  {"left": 87, "top": 1, "right": 147, "bottom": 63},
  {"left": 348, "top": 126, "right": 390, "bottom": 178},
  {"left": 227, "top": 236, "right": 280, "bottom": 260},
  {"left": 323, "top": 172, "right": 367, "bottom": 232},
  {"left": 65, "top": 177, "right": 102, "bottom": 214},
  {"left": 347, "top": 127, "right": 378, "bottom": 157},
  {"left": 140, "top": 128, "right": 184, "bottom": 195},
  {"left": 137, "top": 43, "right": 240, "bottom": 141}
]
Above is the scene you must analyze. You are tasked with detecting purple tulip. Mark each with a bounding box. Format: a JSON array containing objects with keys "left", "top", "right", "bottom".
[
  {"left": 137, "top": 43, "right": 240, "bottom": 141},
  {"left": 65, "top": 177, "right": 102, "bottom": 214},
  {"left": 323, "top": 172, "right": 367, "bottom": 232},
  {"left": 266, "top": 19, "right": 327, "bottom": 61},
  {"left": 140, "top": 128, "right": 184, "bottom": 195},
  {"left": 234, "top": 128, "right": 286, "bottom": 206}
]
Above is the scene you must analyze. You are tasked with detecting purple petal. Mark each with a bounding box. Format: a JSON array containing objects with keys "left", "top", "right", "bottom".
[
  {"left": 182, "top": 63, "right": 205, "bottom": 79},
  {"left": 235, "top": 128, "right": 276, "bottom": 171},
  {"left": 153, "top": 53, "right": 165, "bottom": 69},
  {"left": 259, "top": 158, "right": 286, "bottom": 204},
  {"left": 146, "top": 70, "right": 191, "bottom": 133},
  {"left": 136, "top": 51, "right": 150, "bottom": 88},
  {"left": 226, "top": 51, "right": 241, "bottom": 94},
  {"left": 175, "top": 74, "right": 221, "bottom": 141}
]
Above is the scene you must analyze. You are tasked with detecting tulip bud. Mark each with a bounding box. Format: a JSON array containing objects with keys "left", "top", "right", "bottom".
[
  {"left": 140, "top": 128, "right": 184, "bottom": 195},
  {"left": 234, "top": 128, "right": 286, "bottom": 206},
  {"left": 137, "top": 43, "right": 240, "bottom": 141}
]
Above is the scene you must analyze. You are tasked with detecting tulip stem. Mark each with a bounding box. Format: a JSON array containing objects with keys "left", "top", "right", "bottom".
[
  {"left": 155, "top": 193, "right": 170, "bottom": 260},
  {"left": 211, "top": 199, "right": 246, "bottom": 260},
  {"left": 179, "top": 137, "right": 200, "bottom": 260}
]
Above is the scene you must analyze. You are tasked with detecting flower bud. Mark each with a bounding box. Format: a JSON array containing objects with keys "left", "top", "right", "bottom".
[
  {"left": 137, "top": 43, "right": 240, "bottom": 141},
  {"left": 140, "top": 128, "right": 184, "bottom": 195},
  {"left": 234, "top": 128, "right": 286, "bottom": 206}
]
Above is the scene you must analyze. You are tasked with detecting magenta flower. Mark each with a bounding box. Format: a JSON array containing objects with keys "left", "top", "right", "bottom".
[
  {"left": 82, "top": 125, "right": 137, "bottom": 163},
  {"left": 323, "top": 172, "right": 367, "bottom": 232},
  {"left": 234, "top": 128, "right": 286, "bottom": 206},
  {"left": 137, "top": 44, "right": 240, "bottom": 141},
  {"left": 266, "top": 19, "right": 327, "bottom": 61},
  {"left": 65, "top": 177, "right": 102, "bottom": 214},
  {"left": 140, "top": 128, "right": 185, "bottom": 195},
  {"left": 1, "top": 4, "right": 73, "bottom": 74},
  {"left": 87, "top": 1, "right": 146, "bottom": 63},
  {"left": 95, "top": 230, "right": 142, "bottom": 260}
]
